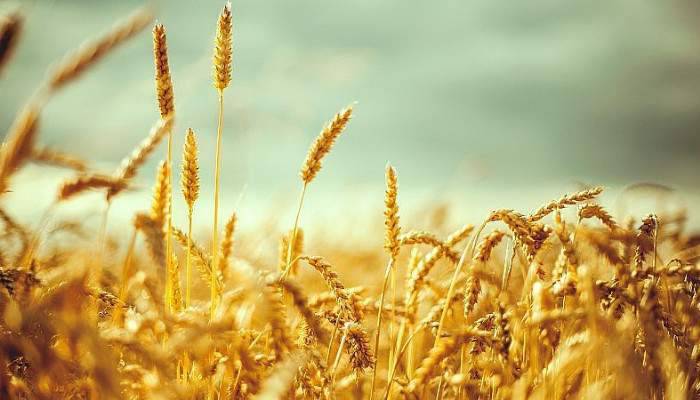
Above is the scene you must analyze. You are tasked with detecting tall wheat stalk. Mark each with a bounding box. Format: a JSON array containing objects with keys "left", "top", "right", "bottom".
[
  {"left": 153, "top": 23, "right": 176, "bottom": 312},
  {"left": 370, "top": 163, "right": 400, "bottom": 400},
  {"left": 210, "top": 1, "right": 233, "bottom": 317}
]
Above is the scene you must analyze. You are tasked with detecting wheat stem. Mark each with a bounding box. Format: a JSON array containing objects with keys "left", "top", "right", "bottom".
[
  {"left": 165, "top": 131, "right": 174, "bottom": 314},
  {"left": 211, "top": 91, "right": 224, "bottom": 318},
  {"left": 283, "top": 183, "right": 307, "bottom": 279},
  {"left": 370, "top": 257, "right": 394, "bottom": 400},
  {"left": 186, "top": 210, "right": 193, "bottom": 308}
]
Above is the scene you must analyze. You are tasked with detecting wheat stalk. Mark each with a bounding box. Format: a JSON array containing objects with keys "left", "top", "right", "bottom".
[
  {"left": 370, "top": 163, "right": 400, "bottom": 400},
  {"left": 210, "top": 1, "right": 234, "bottom": 318},
  {"left": 282, "top": 105, "right": 354, "bottom": 282}
]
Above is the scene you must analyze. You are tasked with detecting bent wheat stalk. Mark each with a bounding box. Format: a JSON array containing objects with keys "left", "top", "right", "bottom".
[{"left": 282, "top": 105, "right": 353, "bottom": 280}]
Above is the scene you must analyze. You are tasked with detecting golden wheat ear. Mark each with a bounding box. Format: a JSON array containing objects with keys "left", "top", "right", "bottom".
[
  {"left": 0, "top": 12, "right": 22, "bottom": 76},
  {"left": 180, "top": 128, "right": 200, "bottom": 308},
  {"left": 213, "top": 1, "right": 233, "bottom": 91},
  {"left": 152, "top": 23, "right": 175, "bottom": 118},
  {"left": 181, "top": 128, "right": 200, "bottom": 210},
  {"left": 300, "top": 105, "right": 354, "bottom": 185},
  {"left": 47, "top": 7, "right": 153, "bottom": 93}
]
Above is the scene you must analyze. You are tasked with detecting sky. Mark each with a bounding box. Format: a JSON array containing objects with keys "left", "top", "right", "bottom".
[{"left": 1, "top": 0, "right": 699, "bottom": 231}]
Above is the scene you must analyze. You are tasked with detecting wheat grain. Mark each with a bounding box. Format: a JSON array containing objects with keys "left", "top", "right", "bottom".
[
  {"left": 408, "top": 329, "right": 491, "bottom": 393},
  {"left": 219, "top": 212, "right": 237, "bottom": 277},
  {"left": 179, "top": 128, "right": 200, "bottom": 209},
  {"left": 344, "top": 322, "right": 375, "bottom": 372},
  {"left": 300, "top": 106, "right": 353, "bottom": 184},
  {"left": 578, "top": 204, "right": 617, "bottom": 231},
  {"left": 270, "top": 277, "right": 327, "bottom": 343},
  {"left": 528, "top": 186, "right": 604, "bottom": 222},
  {"left": 172, "top": 227, "right": 214, "bottom": 286},
  {"left": 152, "top": 24, "right": 175, "bottom": 118},
  {"left": 150, "top": 161, "right": 169, "bottom": 227},
  {"left": 112, "top": 116, "right": 174, "bottom": 183},
  {"left": 213, "top": 2, "right": 233, "bottom": 91},
  {"left": 300, "top": 256, "right": 358, "bottom": 322}
]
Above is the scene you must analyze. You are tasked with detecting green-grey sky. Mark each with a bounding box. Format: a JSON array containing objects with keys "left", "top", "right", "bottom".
[{"left": 1, "top": 0, "right": 699, "bottom": 229}]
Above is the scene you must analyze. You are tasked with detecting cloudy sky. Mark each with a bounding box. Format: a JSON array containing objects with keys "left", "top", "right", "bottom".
[{"left": 1, "top": 0, "right": 699, "bottom": 229}]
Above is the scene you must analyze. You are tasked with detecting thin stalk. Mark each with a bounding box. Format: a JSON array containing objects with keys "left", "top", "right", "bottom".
[
  {"left": 97, "top": 199, "right": 112, "bottom": 265},
  {"left": 282, "top": 183, "right": 307, "bottom": 279},
  {"left": 326, "top": 322, "right": 340, "bottom": 365},
  {"left": 186, "top": 208, "right": 193, "bottom": 308},
  {"left": 331, "top": 328, "right": 349, "bottom": 386},
  {"left": 112, "top": 227, "right": 137, "bottom": 325},
  {"left": 383, "top": 324, "right": 427, "bottom": 400},
  {"left": 211, "top": 90, "right": 224, "bottom": 318},
  {"left": 388, "top": 263, "right": 397, "bottom": 387},
  {"left": 165, "top": 128, "right": 174, "bottom": 314},
  {"left": 369, "top": 257, "right": 395, "bottom": 400}
]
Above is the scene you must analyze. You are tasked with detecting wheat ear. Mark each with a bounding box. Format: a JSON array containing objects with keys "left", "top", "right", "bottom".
[
  {"left": 578, "top": 204, "right": 618, "bottom": 231},
  {"left": 57, "top": 174, "right": 125, "bottom": 202},
  {"left": 210, "top": 1, "right": 233, "bottom": 318},
  {"left": 464, "top": 230, "right": 505, "bottom": 316},
  {"left": 109, "top": 116, "right": 174, "bottom": 199},
  {"left": 0, "top": 12, "right": 22, "bottom": 76},
  {"left": 149, "top": 160, "right": 173, "bottom": 311},
  {"left": 181, "top": 128, "right": 199, "bottom": 307},
  {"left": 527, "top": 186, "right": 604, "bottom": 222},
  {"left": 279, "top": 228, "right": 304, "bottom": 276},
  {"left": 0, "top": 104, "right": 40, "bottom": 195},
  {"left": 218, "top": 212, "right": 237, "bottom": 281},
  {"left": 31, "top": 147, "right": 88, "bottom": 172},
  {"left": 153, "top": 24, "right": 175, "bottom": 118},
  {"left": 47, "top": 7, "right": 153, "bottom": 92}
]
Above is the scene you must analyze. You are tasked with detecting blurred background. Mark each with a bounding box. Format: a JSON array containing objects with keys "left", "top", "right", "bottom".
[{"left": 1, "top": 0, "right": 699, "bottom": 234}]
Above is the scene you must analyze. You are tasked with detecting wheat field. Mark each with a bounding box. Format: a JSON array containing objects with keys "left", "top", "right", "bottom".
[{"left": 1, "top": 3, "right": 700, "bottom": 400}]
